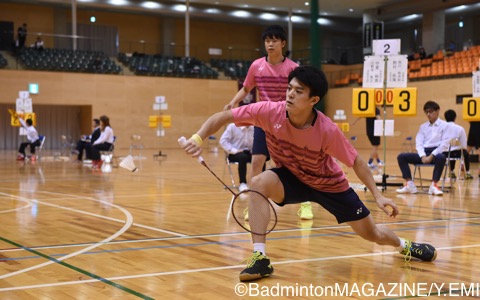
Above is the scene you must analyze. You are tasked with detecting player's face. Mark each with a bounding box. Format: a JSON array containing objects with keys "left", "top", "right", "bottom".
[
  {"left": 285, "top": 78, "right": 317, "bottom": 113},
  {"left": 264, "top": 37, "right": 285, "bottom": 54},
  {"left": 424, "top": 108, "right": 439, "bottom": 123}
]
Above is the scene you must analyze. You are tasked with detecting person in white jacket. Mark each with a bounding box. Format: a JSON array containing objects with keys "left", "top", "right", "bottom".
[
  {"left": 17, "top": 117, "right": 40, "bottom": 161},
  {"left": 220, "top": 123, "right": 254, "bottom": 192}
]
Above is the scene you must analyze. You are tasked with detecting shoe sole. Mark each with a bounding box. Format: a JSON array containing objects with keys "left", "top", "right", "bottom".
[
  {"left": 239, "top": 270, "right": 273, "bottom": 282},
  {"left": 430, "top": 249, "right": 438, "bottom": 262}
]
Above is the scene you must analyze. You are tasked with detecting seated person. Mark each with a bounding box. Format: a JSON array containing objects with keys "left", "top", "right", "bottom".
[
  {"left": 443, "top": 109, "right": 472, "bottom": 179},
  {"left": 219, "top": 123, "right": 254, "bottom": 192},
  {"left": 17, "top": 117, "right": 41, "bottom": 161},
  {"left": 73, "top": 118, "right": 101, "bottom": 161},
  {"left": 91, "top": 115, "right": 114, "bottom": 169},
  {"left": 396, "top": 101, "right": 449, "bottom": 195}
]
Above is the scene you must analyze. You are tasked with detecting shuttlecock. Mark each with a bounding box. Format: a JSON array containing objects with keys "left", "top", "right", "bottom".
[{"left": 119, "top": 155, "right": 138, "bottom": 172}]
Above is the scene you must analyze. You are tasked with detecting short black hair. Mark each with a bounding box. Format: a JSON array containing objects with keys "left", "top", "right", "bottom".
[
  {"left": 423, "top": 101, "right": 440, "bottom": 112},
  {"left": 93, "top": 118, "right": 100, "bottom": 126},
  {"left": 261, "top": 25, "right": 286, "bottom": 41},
  {"left": 26, "top": 119, "right": 33, "bottom": 126},
  {"left": 444, "top": 109, "right": 456, "bottom": 122},
  {"left": 288, "top": 66, "right": 329, "bottom": 100}
]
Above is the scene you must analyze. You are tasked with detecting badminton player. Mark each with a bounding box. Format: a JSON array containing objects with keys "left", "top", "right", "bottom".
[{"left": 181, "top": 65, "right": 437, "bottom": 282}]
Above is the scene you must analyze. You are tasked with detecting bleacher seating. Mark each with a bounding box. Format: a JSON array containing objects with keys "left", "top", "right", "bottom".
[
  {"left": 210, "top": 58, "right": 251, "bottom": 79},
  {"left": 118, "top": 53, "right": 219, "bottom": 79},
  {"left": 18, "top": 48, "right": 121, "bottom": 74},
  {"left": 0, "top": 53, "right": 7, "bottom": 68}
]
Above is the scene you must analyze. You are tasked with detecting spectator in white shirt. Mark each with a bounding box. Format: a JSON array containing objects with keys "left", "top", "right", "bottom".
[
  {"left": 91, "top": 115, "right": 114, "bottom": 169},
  {"left": 220, "top": 123, "right": 254, "bottom": 192},
  {"left": 443, "top": 109, "right": 472, "bottom": 180},
  {"left": 17, "top": 117, "right": 41, "bottom": 161},
  {"left": 396, "top": 101, "right": 449, "bottom": 195}
]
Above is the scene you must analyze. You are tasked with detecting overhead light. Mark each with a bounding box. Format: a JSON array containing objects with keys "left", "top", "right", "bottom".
[
  {"left": 398, "top": 14, "right": 420, "bottom": 21},
  {"left": 305, "top": 2, "right": 309, "bottom": 6},
  {"left": 90, "top": 16, "right": 96, "bottom": 23},
  {"left": 291, "top": 15, "right": 306, "bottom": 23},
  {"left": 259, "top": 13, "right": 278, "bottom": 21},
  {"left": 459, "top": 21, "right": 464, "bottom": 28},
  {"left": 141, "top": 1, "right": 161, "bottom": 9},
  {"left": 348, "top": 8, "right": 354, "bottom": 12},
  {"left": 205, "top": 8, "right": 221, "bottom": 14},
  {"left": 231, "top": 10, "right": 251, "bottom": 18},
  {"left": 446, "top": 5, "right": 468, "bottom": 12},
  {"left": 172, "top": 4, "right": 186, "bottom": 12},
  {"left": 317, "top": 18, "right": 332, "bottom": 25},
  {"left": 109, "top": 0, "right": 128, "bottom": 5}
]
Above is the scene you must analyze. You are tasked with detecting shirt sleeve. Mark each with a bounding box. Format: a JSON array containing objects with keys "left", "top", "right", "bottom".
[
  {"left": 415, "top": 125, "right": 426, "bottom": 157},
  {"left": 219, "top": 125, "right": 238, "bottom": 154}
]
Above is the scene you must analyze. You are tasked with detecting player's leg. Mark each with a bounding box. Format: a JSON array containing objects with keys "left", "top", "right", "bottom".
[
  {"left": 348, "top": 215, "right": 437, "bottom": 262},
  {"left": 239, "top": 169, "right": 284, "bottom": 282}
]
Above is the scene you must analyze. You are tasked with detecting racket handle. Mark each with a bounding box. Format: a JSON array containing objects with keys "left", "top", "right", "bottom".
[{"left": 178, "top": 136, "right": 204, "bottom": 163}]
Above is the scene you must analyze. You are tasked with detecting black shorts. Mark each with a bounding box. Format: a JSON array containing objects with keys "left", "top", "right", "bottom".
[
  {"left": 368, "top": 134, "right": 380, "bottom": 146},
  {"left": 269, "top": 167, "right": 370, "bottom": 223},
  {"left": 252, "top": 126, "right": 270, "bottom": 157},
  {"left": 467, "top": 122, "right": 480, "bottom": 149}
]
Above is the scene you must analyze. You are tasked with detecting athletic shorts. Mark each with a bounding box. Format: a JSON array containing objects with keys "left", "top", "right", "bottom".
[
  {"left": 467, "top": 122, "right": 480, "bottom": 149},
  {"left": 269, "top": 167, "right": 370, "bottom": 223},
  {"left": 252, "top": 126, "right": 270, "bottom": 157},
  {"left": 367, "top": 134, "right": 380, "bottom": 146}
]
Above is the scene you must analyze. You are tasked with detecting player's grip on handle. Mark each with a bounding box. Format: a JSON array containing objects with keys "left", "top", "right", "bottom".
[{"left": 178, "top": 136, "right": 204, "bottom": 163}]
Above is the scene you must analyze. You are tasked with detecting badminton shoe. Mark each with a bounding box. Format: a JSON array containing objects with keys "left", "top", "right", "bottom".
[
  {"left": 428, "top": 183, "right": 443, "bottom": 196},
  {"left": 16, "top": 155, "right": 25, "bottom": 161},
  {"left": 298, "top": 202, "right": 314, "bottom": 220},
  {"left": 465, "top": 173, "right": 473, "bottom": 180},
  {"left": 399, "top": 239, "right": 437, "bottom": 262},
  {"left": 239, "top": 251, "right": 273, "bottom": 282},
  {"left": 396, "top": 183, "right": 418, "bottom": 194}
]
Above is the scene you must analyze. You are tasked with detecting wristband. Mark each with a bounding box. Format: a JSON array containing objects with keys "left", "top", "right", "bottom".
[{"left": 190, "top": 134, "right": 203, "bottom": 146}]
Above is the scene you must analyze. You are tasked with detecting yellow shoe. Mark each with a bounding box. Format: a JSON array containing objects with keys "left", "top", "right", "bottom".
[
  {"left": 297, "top": 202, "right": 313, "bottom": 220},
  {"left": 243, "top": 207, "right": 249, "bottom": 221}
]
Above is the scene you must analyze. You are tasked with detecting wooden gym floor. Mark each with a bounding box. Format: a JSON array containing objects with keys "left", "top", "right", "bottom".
[{"left": 0, "top": 148, "right": 479, "bottom": 299}]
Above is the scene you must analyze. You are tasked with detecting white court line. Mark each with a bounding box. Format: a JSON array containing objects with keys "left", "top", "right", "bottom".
[
  {"left": 0, "top": 192, "right": 134, "bottom": 280},
  {"left": 0, "top": 197, "right": 32, "bottom": 214},
  {"left": 1, "top": 216, "right": 480, "bottom": 253},
  {"left": 36, "top": 190, "right": 187, "bottom": 237},
  {"left": 1, "top": 243, "right": 479, "bottom": 292}
]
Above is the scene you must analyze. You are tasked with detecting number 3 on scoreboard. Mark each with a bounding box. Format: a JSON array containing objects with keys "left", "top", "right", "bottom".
[
  {"left": 393, "top": 88, "right": 417, "bottom": 116},
  {"left": 352, "top": 88, "right": 375, "bottom": 117}
]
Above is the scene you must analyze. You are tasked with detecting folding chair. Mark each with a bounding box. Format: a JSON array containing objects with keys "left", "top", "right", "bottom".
[
  {"left": 223, "top": 151, "right": 239, "bottom": 189},
  {"left": 129, "top": 134, "right": 144, "bottom": 158},
  {"left": 413, "top": 163, "right": 435, "bottom": 191},
  {"left": 100, "top": 136, "right": 116, "bottom": 164},
  {"left": 35, "top": 135, "right": 46, "bottom": 161},
  {"left": 441, "top": 138, "right": 465, "bottom": 191},
  {"left": 401, "top": 136, "right": 414, "bottom": 152}
]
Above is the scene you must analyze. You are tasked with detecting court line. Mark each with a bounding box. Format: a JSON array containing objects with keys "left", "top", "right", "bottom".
[
  {"left": 1, "top": 243, "right": 479, "bottom": 292},
  {"left": 0, "top": 192, "right": 133, "bottom": 279},
  {"left": 1, "top": 216, "right": 479, "bottom": 254}
]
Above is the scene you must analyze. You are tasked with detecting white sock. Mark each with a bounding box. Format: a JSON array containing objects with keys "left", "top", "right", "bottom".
[
  {"left": 253, "top": 243, "right": 266, "bottom": 255},
  {"left": 396, "top": 238, "right": 406, "bottom": 252},
  {"left": 407, "top": 180, "right": 415, "bottom": 187}
]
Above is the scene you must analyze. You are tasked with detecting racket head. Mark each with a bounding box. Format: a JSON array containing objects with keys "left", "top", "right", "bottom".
[{"left": 231, "top": 189, "right": 277, "bottom": 235}]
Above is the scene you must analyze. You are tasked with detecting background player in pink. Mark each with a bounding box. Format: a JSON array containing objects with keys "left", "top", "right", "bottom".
[
  {"left": 224, "top": 25, "right": 314, "bottom": 220},
  {"left": 182, "top": 66, "right": 437, "bottom": 282}
]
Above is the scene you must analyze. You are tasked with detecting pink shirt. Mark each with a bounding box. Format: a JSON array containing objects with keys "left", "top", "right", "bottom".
[
  {"left": 243, "top": 57, "right": 299, "bottom": 102},
  {"left": 232, "top": 101, "right": 358, "bottom": 192}
]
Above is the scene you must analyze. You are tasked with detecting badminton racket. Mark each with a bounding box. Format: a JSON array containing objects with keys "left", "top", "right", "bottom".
[{"left": 178, "top": 136, "right": 277, "bottom": 235}]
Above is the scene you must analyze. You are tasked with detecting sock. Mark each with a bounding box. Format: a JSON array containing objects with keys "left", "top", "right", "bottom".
[
  {"left": 407, "top": 180, "right": 415, "bottom": 187},
  {"left": 253, "top": 243, "right": 266, "bottom": 255},
  {"left": 396, "top": 238, "right": 406, "bottom": 252},
  {"left": 368, "top": 159, "right": 373, "bottom": 164}
]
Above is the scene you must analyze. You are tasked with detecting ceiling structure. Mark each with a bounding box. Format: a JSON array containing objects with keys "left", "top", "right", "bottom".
[{"left": 7, "top": 0, "right": 480, "bottom": 27}]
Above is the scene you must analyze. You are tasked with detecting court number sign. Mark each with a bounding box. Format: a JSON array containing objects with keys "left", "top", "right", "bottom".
[
  {"left": 463, "top": 98, "right": 480, "bottom": 121},
  {"left": 352, "top": 88, "right": 417, "bottom": 116}
]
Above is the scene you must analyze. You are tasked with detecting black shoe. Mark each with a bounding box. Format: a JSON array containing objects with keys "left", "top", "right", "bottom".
[
  {"left": 399, "top": 239, "right": 437, "bottom": 262},
  {"left": 239, "top": 251, "right": 273, "bottom": 281}
]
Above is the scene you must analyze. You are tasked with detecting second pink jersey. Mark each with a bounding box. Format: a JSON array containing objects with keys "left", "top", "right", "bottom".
[
  {"left": 232, "top": 101, "right": 358, "bottom": 193},
  {"left": 243, "top": 57, "right": 299, "bottom": 102}
]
